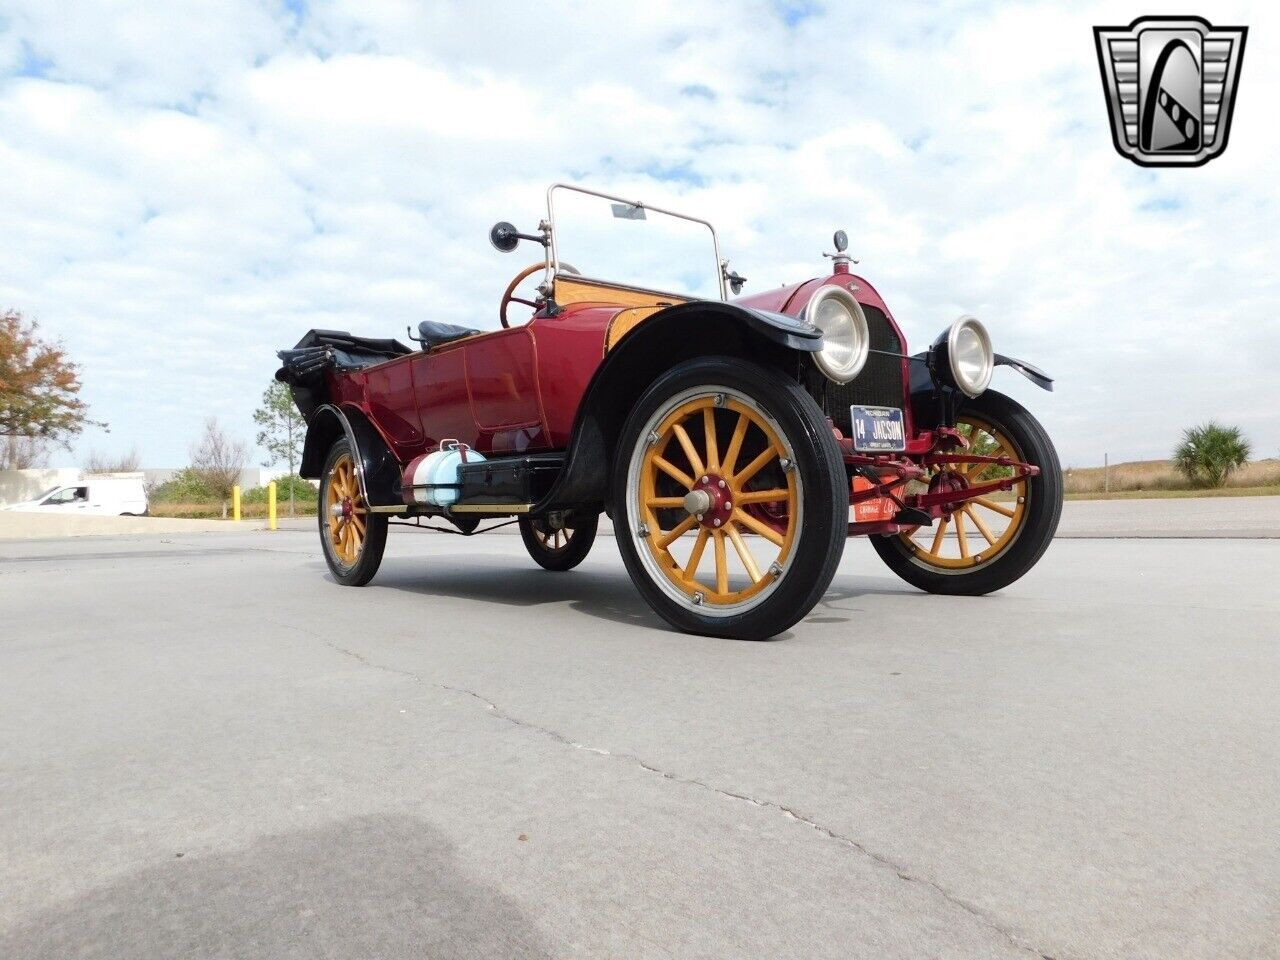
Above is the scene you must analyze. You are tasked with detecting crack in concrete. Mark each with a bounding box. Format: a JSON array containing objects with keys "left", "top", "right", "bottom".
[{"left": 323, "top": 641, "right": 1060, "bottom": 960}]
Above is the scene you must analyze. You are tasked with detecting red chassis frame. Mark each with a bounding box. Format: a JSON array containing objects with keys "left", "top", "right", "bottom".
[{"left": 839, "top": 443, "right": 1040, "bottom": 537}]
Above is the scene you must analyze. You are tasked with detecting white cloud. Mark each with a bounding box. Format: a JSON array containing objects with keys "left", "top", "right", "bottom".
[{"left": 0, "top": 0, "right": 1277, "bottom": 469}]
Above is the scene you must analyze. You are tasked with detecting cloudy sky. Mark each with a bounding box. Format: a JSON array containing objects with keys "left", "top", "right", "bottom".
[{"left": 1, "top": 0, "right": 1276, "bottom": 469}]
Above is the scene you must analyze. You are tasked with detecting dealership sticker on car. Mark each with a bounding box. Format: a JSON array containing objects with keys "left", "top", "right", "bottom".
[{"left": 850, "top": 405, "right": 906, "bottom": 452}]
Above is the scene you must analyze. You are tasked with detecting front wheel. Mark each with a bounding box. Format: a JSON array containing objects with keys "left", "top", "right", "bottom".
[
  {"left": 613, "top": 357, "right": 847, "bottom": 640},
  {"left": 871, "top": 389, "right": 1062, "bottom": 595},
  {"left": 319, "top": 439, "right": 388, "bottom": 586}
]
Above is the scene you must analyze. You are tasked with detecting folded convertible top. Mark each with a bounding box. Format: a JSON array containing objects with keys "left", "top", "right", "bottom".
[{"left": 275, "top": 329, "right": 411, "bottom": 385}]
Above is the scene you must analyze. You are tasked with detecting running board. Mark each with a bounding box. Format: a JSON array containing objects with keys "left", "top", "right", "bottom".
[{"left": 449, "top": 503, "right": 533, "bottom": 514}]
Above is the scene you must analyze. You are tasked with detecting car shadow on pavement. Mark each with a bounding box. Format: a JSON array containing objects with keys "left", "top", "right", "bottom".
[
  {"left": 362, "top": 557, "right": 661, "bottom": 633},
  {"left": 803, "top": 579, "right": 919, "bottom": 626},
  {"left": 2, "top": 815, "right": 553, "bottom": 960},
  {"left": 356, "top": 556, "right": 911, "bottom": 638}
]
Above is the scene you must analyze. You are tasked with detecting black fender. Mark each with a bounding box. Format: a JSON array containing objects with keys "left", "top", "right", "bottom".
[
  {"left": 300, "top": 403, "right": 404, "bottom": 508},
  {"left": 651, "top": 300, "right": 825, "bottom": 352},
  {"left": 908, "top": 350, "right": 1054, "bottom": 393},
  {"left": 532, "top": 301, "right": 822, "bottom": 513},
  {"left": 908, "top": 350, "right": 1053, "bottom": 427},
  {"left": 994, "top": 353, "right": 1053, "bottom": 391}
]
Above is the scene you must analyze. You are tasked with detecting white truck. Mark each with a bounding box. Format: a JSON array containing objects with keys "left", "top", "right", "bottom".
[{"left": 3, "top": 477, "right": 149, "bottom": 516}]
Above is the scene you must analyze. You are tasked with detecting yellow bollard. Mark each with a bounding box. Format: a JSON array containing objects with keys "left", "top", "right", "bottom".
[
  {"left": 231, "top": 485, "right": 241, "bottom": 522},
  {"left": 267, "top": 480, "right": 277, "bottom": 531}
]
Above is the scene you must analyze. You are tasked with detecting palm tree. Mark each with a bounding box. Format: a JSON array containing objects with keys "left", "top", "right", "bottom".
[{"left": 1173, "top": 422, "right": 1251, "bottom": 488}]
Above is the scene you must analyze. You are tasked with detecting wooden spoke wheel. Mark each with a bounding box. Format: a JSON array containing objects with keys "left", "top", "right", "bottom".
[
  {"left": 518, "top": 512, "right": 599, "bottom": 571},
  {"left": 318, "top": 439, "right": 388, "bottom": 586},
  {"left": 635, "top": 391, "right": 799, "bottom": 607},
  {"left": 897, "top": 414, "right": 1028, "bottom": 570},
  {"left": 327, "top": 455, "right": 367, "bottom": 564},
  {"left": 615, "top": 357, "right": 847, "bottom": 640},
  {"left": 872, "top": 389, "right": 1062, "bottom": 596}
]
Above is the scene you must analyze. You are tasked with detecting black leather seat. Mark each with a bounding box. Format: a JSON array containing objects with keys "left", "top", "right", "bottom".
[{"left": 417, "top": 321, "right": 480, "bottom": 350}]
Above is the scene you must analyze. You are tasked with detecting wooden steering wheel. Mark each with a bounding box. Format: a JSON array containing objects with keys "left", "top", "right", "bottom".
[{"left": 499, "top": 262, "right": 578, "bottom": 328}]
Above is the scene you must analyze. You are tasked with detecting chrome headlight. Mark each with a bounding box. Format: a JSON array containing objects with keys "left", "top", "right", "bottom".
[
  {"left": 936, "top": 316, "right": 994, "bottom": 397},
  {"left": 806, "top": 286, "right": 869, "bottom": 384}
]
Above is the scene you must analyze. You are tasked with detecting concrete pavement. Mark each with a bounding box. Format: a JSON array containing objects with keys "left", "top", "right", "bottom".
[
  {"left": 0, "top": 511, "right": 246, "bottom": 539},
  {"left": 2, "top": 527, "right": 1278, "bottom": 959},
  {"left": 1055, "top": 494, "right": 1280, "bottom": 538},
  {"left": 5, "top": 492, "right": 1275, "bottom": 541}
]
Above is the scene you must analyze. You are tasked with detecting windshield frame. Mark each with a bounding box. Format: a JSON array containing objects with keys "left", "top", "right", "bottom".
[{"left": 544, "top": 183, "right": 727, "bottom": 302}]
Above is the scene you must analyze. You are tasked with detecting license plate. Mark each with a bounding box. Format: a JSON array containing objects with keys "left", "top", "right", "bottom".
[{"left": 850, "top": 405, "right": 906, "bottom": 452}]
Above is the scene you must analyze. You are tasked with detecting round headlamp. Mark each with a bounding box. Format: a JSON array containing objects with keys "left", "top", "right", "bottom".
[
  {"left": 936, "top": 316, "right": 994, "bottom": 397},
  {"left": 806, "top": 286, "right": 869, "bottom": 384}
]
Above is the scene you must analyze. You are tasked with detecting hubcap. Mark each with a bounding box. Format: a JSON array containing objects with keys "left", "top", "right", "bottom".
[{"left": 682, "top": 489, "right": 713, "bottom": 516}]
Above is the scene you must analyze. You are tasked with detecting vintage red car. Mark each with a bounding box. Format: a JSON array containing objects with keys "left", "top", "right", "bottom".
[{"left": 277, "top": 184, "right": 1062, "bottom": 640}]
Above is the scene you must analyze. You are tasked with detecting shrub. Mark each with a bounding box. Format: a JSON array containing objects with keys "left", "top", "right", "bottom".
[
  {"left": 1173, "top": 422, "right": 1251, "bottom": 488},
  {"left": 150, "top": 467, "right": 214, "bottom": 503},
  {"left": 242, "top": 475, "right": 318, "bottom": 504}
]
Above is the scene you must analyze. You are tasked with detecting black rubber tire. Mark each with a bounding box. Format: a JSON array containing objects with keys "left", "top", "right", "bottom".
[
  {"left": 613, "top": 357, "right": 847, "bottom": 640},
  {"left": 319, "top": 438, "right": 388, "bottom": 586},
  {"left": 519, "top": 512, "right": 599, "bottom": 571},
  {"left": 871, "top": 389, "right": 1062, "bottom": 595}
]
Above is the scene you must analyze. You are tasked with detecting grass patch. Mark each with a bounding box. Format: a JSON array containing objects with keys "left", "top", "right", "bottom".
[
  {"left": 1067, "top": 485, "right": 1280, "bottom": 501},
  {"left": 149, "top": 501, "right": 317, "bottom": 520},
  {"left": 1065, "top": 458, "right": 1280, "bottom": 496}
]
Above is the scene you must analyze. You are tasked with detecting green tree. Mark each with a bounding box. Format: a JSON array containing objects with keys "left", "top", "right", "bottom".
[
  {"left": 1173, "top": 422, "right": 1251, "bottom": 488},
  {"left": 254, "top": 381, "right": 304, "bottom": 517},
  {"left": 1, "top": 310, "right": 104, "bottom": 468}
]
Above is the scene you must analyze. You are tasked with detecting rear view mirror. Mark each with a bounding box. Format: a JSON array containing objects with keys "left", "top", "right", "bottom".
[{"left": 611, "top": 203, "right": 646, "bottom": 220}]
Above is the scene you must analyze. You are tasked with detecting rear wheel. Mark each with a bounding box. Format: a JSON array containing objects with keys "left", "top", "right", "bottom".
[
  {"left": 519, "top": 512, "right": 599, "bottom": 571},
  {"left": 871, "top": 390, "right": 1061, "bottom": 595},
  {"left": 613, "top": 357, "right": 847, "bottom": 640},
  {"left": 319, "top": 439, "right": 388, "bottom": 586}
]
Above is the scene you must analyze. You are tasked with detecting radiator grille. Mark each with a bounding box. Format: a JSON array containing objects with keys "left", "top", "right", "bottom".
[{"left": 815, "top": 305, "right": 906, "bottom": 436}]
